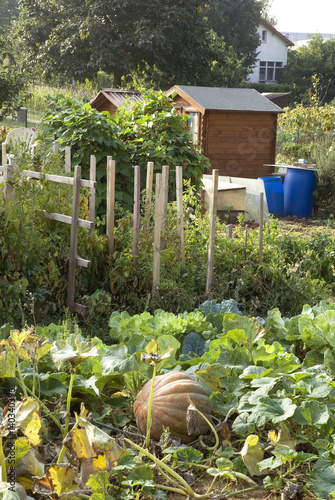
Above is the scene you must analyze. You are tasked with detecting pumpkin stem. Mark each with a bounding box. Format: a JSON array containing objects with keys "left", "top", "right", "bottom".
[
  {"left": 124, "top": 438, "right": 201, "bottom": 497},
  {"left": 188, "top": 398, "right": 219, "bottom": 453}
]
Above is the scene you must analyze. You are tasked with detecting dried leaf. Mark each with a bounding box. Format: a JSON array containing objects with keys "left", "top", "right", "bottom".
[
  {"left": 240, "top": 434, "right": 264, "bottom": 476},
  {"left": 268, "top": 422, "right": 295, "bottom": 450},
  {"left": 1, "top": 398, "right": 41, "bottom": 445},
  {"left": 32, "top": 464, "right": 80, "bottom": 499}
]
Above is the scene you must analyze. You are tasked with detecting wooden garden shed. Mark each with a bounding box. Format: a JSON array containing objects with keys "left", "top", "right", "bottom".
[
  {"left": 165, "top": 85, "right": 284, "bottom": 178},
  {"left": 89, "top": 88, "right": 143, "bottom": 115}
]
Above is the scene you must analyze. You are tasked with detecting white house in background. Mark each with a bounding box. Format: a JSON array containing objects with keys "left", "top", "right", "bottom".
[{"left": 248, "top": 18, "right": 294, "bottom": 84}]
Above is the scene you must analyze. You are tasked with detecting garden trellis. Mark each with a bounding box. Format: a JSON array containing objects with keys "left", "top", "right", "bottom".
[{"left": 0, "top": 148, "right": 97, "bottom": 315}]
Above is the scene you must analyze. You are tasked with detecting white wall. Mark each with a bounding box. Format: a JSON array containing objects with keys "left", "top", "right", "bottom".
[{"left": 248, "top": 23, "right": 290, "bottom": 84}]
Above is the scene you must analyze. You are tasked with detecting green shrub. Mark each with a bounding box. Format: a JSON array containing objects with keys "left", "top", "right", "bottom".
[{"left": 41, "top": 90, "right": 209, "bottom": 219}]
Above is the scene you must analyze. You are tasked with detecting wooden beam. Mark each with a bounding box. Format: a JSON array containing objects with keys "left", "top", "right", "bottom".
[
  {"left": 133, "top": 165, "right": 140, "bottom": 267},
  {"left": 23, "top": 170, "right": 96, "bottom": 189},
  {"left": 73, "top": 303, "right": 89, "bottom": 316},
  {"left": 145, "top": 161, "right": 154, "bottom": 229},
  {"left": 44, "top": 212, "right": 94, "bottom": 230},
  {"left": 76, "top": 257, "right": 91, "bottom": 268},
  {"left": 65, "top": 146, "right": 71, "bottom": 174},
  {"left": 206, "top": 169, "right": 219, "bottom": 293},
  {"left": 176, "top": 166, "right": 185, "bottom": 265},
  {"left": 67, "top": 165, "right": 81, "bottom": 312},
  {"left": 89, "top": 155, "right": 96, "bottom": 233},
  {"left": 152, "top": 173, "right": 162, "bottom": 294},
  {"left": 106, "top": 156, "right": 115, "bottom": 255}
]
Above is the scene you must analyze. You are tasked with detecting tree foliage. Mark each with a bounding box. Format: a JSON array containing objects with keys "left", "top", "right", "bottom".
[
  {"left": 203, "top": 0, "right": 261, "bottom": 69},
  {"left": 15, "top": 0, "right": 262, "bottom": 88},
  {"left": 282, "top": 35, "right": 335, "bottom": 105},
  {"left": 0, "top": 29, "right": 30, "bottom": 117}
]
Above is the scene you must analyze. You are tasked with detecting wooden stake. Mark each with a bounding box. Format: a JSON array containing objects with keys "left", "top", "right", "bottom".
[
  {"left": 244, "top": 224, "right": 249, "bottom": 257},
  {"left": 107, "top": 156, "right": 115, "bottom": 255},
  {"left": 206, "top": 169, "right": 219, "bottom": 293},
  {"left": 67, "top": 165, "right": 81, "bottom": 312},
  {"left": 133, "top": 165, "right": 141, "bottom": 267},
  {"left": 160, "top": 165, "right": 169, "bottom": 249},
  {"left": 89, "top": 155, "right": 96, "bottom": 233},
  {"left": 3, "top": 164, "right": 12, "bottom": 214},
  {"left": 145, "top": 161, "right": 154, "bottom": 228},
  {"left": 65, "top": 146, "right": 71, "bottom": 174},
  {"left": 153, "top": 173, "right": 162, "bottom": 294},
  {"left": 176, "top": 166, "right": 185, "bottom": 265},
  {"left": 259, "top": 192, "right": 264, "bottom": 265},
  {"left": 228, "top": 224, "right": 233, "bottom": 238},
  {"left": 53, "top": 140, "right": 60, "bottom": 154}
]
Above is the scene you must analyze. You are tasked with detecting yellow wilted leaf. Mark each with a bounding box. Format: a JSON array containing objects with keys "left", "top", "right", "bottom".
[
  {"left": 92, "top": 454, "right": 108, "bottom": 470},
  {"left": 240, "top": 434, "right": 264, "bottom": 476},
  {"left": 66, "top": 415, "right": 124, "bottom": 484},
  {"left": 268, "top": 422, "right": 295, "bottom": 449},
  {"left": 2, "top": 398, "right": 42, "bottom": 446},
  {"left": 16, "top": 448, "right": 45, "bottom": 490},
  {"left": 65, "top": 428, "right": 93, "bottom": 460},
  {"left": 32, "top": 464, "right": 80, "bottom": 498},
  {"left": 0, "top": 346, "right": 16, "bottom": 378}
]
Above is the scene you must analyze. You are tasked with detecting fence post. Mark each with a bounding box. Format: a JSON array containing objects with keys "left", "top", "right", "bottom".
[
  {"left": 145, "top": 161, "right": 154, "bottom": 229},
  {"left": 160, "top": 165, "right": 169, "bottom": 249},
  {"left": 259, "top": 192, "right": 264, "bottom": 265},
  {"left": 133, "top": 165, "right": 141, "bottom": 267},
  {"left": 176, "top": 166, "right": 185, "bottom": 265},
  {"left": 206, "top": 169, "right": 219, "bottom": 293},
  {"left": 65, "top": 146, "right": 71, "bottom": 174},
  {"left": 53, "top": 141, "right": 60, "bottom": 154},
  {"left": 67, "top": 165, "right": 81, "bottom": 312},
  {"left": 107, "top": 156, "right": 115, "bottom": 255},
  {"left": 89, "top": 155, "right": 96, "bottom": 234},
  {"left": 152, "top": 173, "right": 162, "bottom": 295},
  {"left": 3, "top": 164, "right": 12, "bottom": 214}
]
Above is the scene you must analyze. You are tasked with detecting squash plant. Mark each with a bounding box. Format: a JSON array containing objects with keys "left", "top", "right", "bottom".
[{"left": 2, "top": 301, "right": 335, "bottom": 497}]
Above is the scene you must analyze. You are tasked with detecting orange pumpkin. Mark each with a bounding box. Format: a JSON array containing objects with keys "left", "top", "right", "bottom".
[{"left": 133, "top": 371, "right": 212, "bottom": 443}]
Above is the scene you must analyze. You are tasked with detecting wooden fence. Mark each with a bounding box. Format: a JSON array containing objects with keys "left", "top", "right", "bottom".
[{"left": 1, "top": 144, "right": 265, "bottom": 312}]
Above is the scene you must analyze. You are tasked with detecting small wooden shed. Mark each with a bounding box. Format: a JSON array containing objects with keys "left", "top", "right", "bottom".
[
  {"left": 89, "top": 88, "right": 143, "bottom": 115},
  {"left": 165, "top": 85, "right": 283, "bottom": 178}
]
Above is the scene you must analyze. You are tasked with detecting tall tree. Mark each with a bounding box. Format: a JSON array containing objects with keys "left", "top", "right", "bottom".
[
  {"left": 282, "top": 35, "right": 335, "bottom": 104},
  {"left": 16, "top": 0, "right": 212, "bottom": 87},
  {"left": 203, "top": 0, "right": 262, "bottom": 69},
  {"left": 15, "top": 0, "right": 264, "bottom": 88}
]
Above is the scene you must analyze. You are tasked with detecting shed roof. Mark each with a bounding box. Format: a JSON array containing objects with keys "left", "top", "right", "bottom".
[
  {"left": 165, "top": 85, "right": 284, "bottom": 114},
  {"left": 89, "top": 88, "right": 143, "bottom": 109}
]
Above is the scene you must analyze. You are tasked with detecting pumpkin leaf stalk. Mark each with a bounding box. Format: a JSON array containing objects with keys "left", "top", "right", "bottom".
[{"left": 140, "top": 343, "right": 174, "bottom": 449}]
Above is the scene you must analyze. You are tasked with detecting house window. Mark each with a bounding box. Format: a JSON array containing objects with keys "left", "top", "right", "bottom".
[
  {"left": 261, "top": 30, "right": 267, "bottom": 42},
  {"left": 259, "top": 61, "right": 283, "bottom": 83}
]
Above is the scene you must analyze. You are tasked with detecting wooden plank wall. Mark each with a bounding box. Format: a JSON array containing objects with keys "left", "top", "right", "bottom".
[{"left": 203, "top": 111, "right": 278, "bottom": 178}]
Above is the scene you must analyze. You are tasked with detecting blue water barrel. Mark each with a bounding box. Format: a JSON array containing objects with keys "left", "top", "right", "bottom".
[
  {"left": 258, "top": 176, "right": 284, "bottom": 216},
  {"left": 283, "top": 167, "right": 316, "bottom": 218}
]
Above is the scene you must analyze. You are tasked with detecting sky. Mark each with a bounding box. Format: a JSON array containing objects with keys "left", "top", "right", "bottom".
[{"left": 268, "top": 0, "right": 335, "bottom": 35}]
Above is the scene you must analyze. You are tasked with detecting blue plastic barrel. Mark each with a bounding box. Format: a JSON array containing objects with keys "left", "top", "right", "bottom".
[
  {"left": 283, "top": 167, "right": 316, "bottom": 218},
  {"left": 258, "top": 176, "right": 284, "bottom": 216}
]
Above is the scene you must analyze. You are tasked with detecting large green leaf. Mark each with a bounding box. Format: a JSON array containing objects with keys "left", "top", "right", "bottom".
[
  {"left": 258, "top": 397, "right": 297, "bottom": 424},
  {"left": 99, "top": 345, "right": 137, "bottom": 375},
  {"left": 294, "top": 400, "right": 330, "bottom": 427},
  {"left": 309, "top": 458, "right": 335, "bottom": 499}
]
